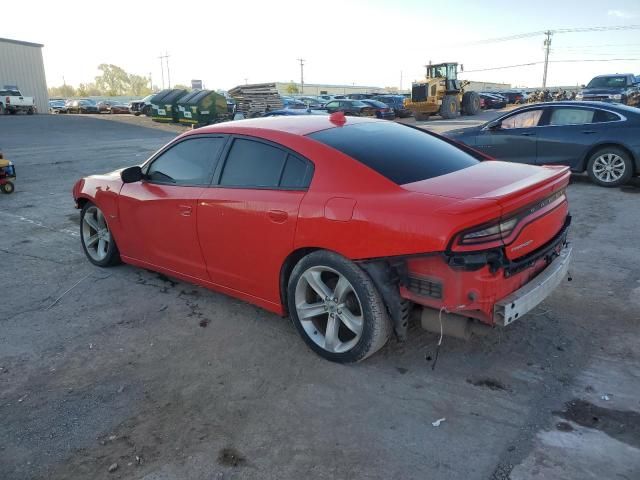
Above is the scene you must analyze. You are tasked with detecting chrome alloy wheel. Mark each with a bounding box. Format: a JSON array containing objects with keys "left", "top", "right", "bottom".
[
  {"left": 592, "top": 153, "right": 626, "bottom": 183},
  {"left": 294, "top": 266, "right": 364, "bottom": 354},
  {"left": 82, "top": 205, "right": 111, "bottom": 262}
]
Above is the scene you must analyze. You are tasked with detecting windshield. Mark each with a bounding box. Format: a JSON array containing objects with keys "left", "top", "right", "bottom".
[
  {"left": 587, "top": 76, "right": 629, "bottom": 88},
  {"left": 308, "top": 122, "right": 478, "bottom": 185}
]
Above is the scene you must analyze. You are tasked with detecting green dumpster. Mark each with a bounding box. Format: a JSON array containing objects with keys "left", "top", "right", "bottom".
[
  {"left": 177, "top": 90, "right": 229, "bottom": 127},
  {"left": 150, "top": 88, "right": 188, "bottom": 123}
]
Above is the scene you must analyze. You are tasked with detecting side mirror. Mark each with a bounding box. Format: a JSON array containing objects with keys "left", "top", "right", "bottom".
[
  {"left": 580, "top": 84, "right": 586, "bottom": 88},
  {"left": 486, "top": 120, "right": 502, "bottom": 130},
  {"left": 121, "top": 166, "right": 143, "bottom": 183}
]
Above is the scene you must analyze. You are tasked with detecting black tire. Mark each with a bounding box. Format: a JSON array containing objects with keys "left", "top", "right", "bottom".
[
  {"left": 1, "top": 181, "right": 14, "bottom": 194},
  {"left": 27, "top": 107, "right": 34, "bottom": 115},
  {"left": 9, "top": 109, "right": 17, "bottom": 115},
  {"left": 143, "top": 105, "right": 152, "bottom": 117},
  {"left": 462, "top": 91, "right": 480, "bottom": 116},
  {"left": 586, "top": 147, "right": 633, "bottom": 187},
  {"left": 439, "top": 95, "right": 459, "bottom": 119},
  {"left": 287, "top": 250, "right": 392, "bottom": 363},
  {"left": 413, "top": 111, "right": 430, "bottom": 121},
  {"left": 80, "top": 202, "right": 121, "bottom": 267}
]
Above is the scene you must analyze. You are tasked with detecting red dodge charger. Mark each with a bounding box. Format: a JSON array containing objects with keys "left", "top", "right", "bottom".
[{"left": 73, "top": 113, "right": 572, "bottom": 362}]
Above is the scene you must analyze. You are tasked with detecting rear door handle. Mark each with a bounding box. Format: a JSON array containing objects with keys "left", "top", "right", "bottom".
[
  {"left": 268, "top": 209, "right": 288, "bottom": 223},
  {"left": 520, "top": 132, "right": 536, "bottom": 137},
  {"left": 581, "top": 130, "right": 597, "bottom": 134},
  {"left": 179, "top": 205, "right": 192, "bottom": 216}
]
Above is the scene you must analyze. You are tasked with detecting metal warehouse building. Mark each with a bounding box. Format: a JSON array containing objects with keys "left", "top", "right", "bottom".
[{"left": 0, "top": 37, "right": 48, "bottom": 113}]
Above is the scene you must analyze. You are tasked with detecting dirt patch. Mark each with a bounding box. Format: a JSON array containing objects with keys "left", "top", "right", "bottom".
[
  {"left": 556, "top": 399, "right": 640, "bottom": 448},
  {"left": 218, "top": 447, "right": 246, "bottom": 467},
  {"left": 468, "top": 378, "right": 508, "bottom": 391},
  {"left": 555, "top": 421, "right": 574, "bottom": 432},
  {"left": 156, "top": 273, "right": 178, "bottom": 287}
]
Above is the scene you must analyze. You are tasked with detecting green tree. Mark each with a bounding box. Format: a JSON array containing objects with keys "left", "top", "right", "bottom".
[
  {"left": 129, "top": 74, "right": 151, "bottom": 96},
  {"left": 94, "top": 64, "right": 130, "bottom": 96},
  {"left": 48, "top": 84, "right": 76, "bottom": 98},
  {"left": 286, "top": 81, "right": 299, "bottom": 94},
  {"left": 172, "top": 84, "right": 190, "bottom": 91}
]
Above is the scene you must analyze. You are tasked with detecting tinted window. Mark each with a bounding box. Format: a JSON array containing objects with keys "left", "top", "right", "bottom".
[
  {"left": 593, "top": 109, "right": 621, "bottom": 123},
  {"left": 280, "top": 154, "right": 312, "bottom": 189},
  {"left": 549, "top": 108, "right": 594, "bottom": 125},
  {"left": 587, "top": 76, "right": 629, "bottom": 88},
  {"left": 148, "top": 137, "right": 225, "bottom": 185},
  {"left": 501, "top": 109, "right": 543, "bottom": 129},
  {"left": 309, "top": 122, "right": 478, "bottom": 185},
  {"left": 220, "top": 139, "right": 286, "bottom": 187},
  {"left": 326, "top": 101, "right": 339, "bottom": 108}
]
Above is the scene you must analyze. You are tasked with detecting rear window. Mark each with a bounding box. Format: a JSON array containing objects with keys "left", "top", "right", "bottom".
[{"left": 308, "top": 122, "right": 478, "bottom": 185}]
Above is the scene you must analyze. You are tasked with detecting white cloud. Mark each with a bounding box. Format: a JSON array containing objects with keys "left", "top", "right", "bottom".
[{"left": 607, "top": 9, "right": 637, "bottom": 18}]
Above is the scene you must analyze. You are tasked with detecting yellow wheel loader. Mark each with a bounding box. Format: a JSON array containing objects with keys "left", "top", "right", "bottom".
[{"left": 405, "top": 62, "right": 480, "bottom": 121}]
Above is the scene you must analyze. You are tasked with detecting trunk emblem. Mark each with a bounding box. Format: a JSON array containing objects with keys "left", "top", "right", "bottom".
[{"left": 511, "top": 240, "right": 533, "bottom": 252}]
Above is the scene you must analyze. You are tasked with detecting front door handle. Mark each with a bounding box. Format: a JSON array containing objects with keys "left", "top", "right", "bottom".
[
  {"left": 520, "top": 132, "right": 536, "bottom": 137},
  {"left": 268, "top": 209, "right": 288, "bottom": 223},
  {"left": 179, "top": 205, "right": 192, "bottom": 217},
  {"left": 581, "top": 130, "right": 597, "bottom": 135}
]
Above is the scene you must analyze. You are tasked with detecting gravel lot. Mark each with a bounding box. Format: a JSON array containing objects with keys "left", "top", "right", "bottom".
[{"left": 1, "top": 113, "right": 639, "bottom": 480}]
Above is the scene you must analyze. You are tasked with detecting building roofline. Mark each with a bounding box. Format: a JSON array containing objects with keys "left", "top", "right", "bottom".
[{"left": 0, "top": 37, "right": 44, "bottom": 48}]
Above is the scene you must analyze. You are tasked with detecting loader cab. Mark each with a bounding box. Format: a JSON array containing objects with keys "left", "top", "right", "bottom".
[{"left": 427, "top": 63, "right": 462, "bottom": 92}]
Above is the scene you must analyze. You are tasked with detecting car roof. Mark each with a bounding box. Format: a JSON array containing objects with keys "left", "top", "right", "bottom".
[{"left": 190, "top": 115, "right": 377, "bottom": 136}]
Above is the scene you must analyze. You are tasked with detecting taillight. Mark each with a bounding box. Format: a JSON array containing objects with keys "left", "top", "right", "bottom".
[
  {"left": 456, "top": 189, "right": 566, "bottom": 246},
  {"left": 459, "top": 217, "right": 519, "bottom": 245}
]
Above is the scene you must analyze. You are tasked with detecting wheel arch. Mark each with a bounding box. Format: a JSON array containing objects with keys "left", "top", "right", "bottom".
[
  {"left": 279, "top": 247, "right": 322, "bottom": 315},
  {"left": 580, "top": 142, "right": 638, "bottom": 173}
]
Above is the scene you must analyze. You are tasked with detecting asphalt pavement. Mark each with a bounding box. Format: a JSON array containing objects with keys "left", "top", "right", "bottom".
[{"left": 1, "top": 113, "right": 639, "bottom": 480}]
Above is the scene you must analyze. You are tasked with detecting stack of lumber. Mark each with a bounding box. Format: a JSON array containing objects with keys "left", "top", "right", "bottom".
[{"left": 228, "top": 83, "right": 284, "bottom": 117}]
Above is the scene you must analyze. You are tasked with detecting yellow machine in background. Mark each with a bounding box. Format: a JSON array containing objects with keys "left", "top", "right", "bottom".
[{"left": 405, "top": 62, "right": 480, "bottom": 121}]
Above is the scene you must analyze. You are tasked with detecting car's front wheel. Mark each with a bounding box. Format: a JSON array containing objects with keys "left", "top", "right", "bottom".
[
  {"left": 288, "top": 250, "right": 391, "bottom": 363},
  {"left": 587, "top": 147, "right": 633, "bottom": 187},
  {"left": 80, "top": 202, "right": 121, "bottom": 267}
]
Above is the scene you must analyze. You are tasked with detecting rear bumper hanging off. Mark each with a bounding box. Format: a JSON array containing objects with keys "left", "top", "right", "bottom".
[{"left": 493, "top": 245, "right": 572, "bottom": 326}]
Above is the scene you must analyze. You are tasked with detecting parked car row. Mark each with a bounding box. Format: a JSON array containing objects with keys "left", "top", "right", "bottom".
[{"left": 49, "top": 98, "right": 131, "bottom": 114}]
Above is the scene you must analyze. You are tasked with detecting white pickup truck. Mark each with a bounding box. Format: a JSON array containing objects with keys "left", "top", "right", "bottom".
[{"left": 0, "top": 87, "right": 36, "bottom": 114}]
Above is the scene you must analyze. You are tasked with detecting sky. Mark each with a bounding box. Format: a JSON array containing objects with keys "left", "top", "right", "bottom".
[{"left": 4, "top": 0, "right": 640, "bottom": 91}]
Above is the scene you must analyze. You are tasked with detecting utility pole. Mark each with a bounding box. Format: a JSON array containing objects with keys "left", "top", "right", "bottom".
[
  {"left": 158, "top": 52, "right": 170, "bottom": 89},
  {"left": 149, "top": 72, "right": 153, "bottom": 91},
  {"left": 244, "top": 77, "right": 248, "bottom": 85},
  {"left": 542, "top": 30, "right": 552, "bottom": 89},
  {"left": 165, "top": 51, "right": 171, "bottom": 88},
  {"left": 297, "top": 58, "right": 305, "bottom": 94},
  {"left": 400, "top": 70, "right": 403, "bottom": 90},
  {"left": 158, "top": 54, "right": 165, "bottom": 89}
]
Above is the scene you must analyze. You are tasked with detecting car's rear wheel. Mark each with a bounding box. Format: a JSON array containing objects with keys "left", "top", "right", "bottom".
[
  {"left": 288, "top": 251, "right": 391, "bottom": 363},
  {"left": 587, "top": 147, "right": 633, "bottom": 187},
  {"left": 80, "top": 202, "right": 121, "bottom": 267}
]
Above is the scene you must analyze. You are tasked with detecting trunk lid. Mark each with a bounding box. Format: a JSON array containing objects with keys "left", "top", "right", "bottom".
[{"left": 403, "top": 161, "right": 571, "bottom": 258}]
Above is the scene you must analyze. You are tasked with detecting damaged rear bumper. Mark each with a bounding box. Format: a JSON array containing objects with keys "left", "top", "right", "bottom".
[{"left": 493, "top": 245, "right": 572, "bottom": 326}]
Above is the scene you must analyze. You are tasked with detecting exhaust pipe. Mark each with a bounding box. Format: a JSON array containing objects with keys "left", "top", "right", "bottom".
[{"left": 420, "top": 308, "right": 492, "bottom": 340}]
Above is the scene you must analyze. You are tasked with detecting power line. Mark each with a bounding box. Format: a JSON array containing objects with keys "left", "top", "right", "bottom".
[
  {"left": 464, "top": 58, "right": 640, "bottom": 73},
  {"left": 458, "top": 24, "right": 640, "bottom": 46}
]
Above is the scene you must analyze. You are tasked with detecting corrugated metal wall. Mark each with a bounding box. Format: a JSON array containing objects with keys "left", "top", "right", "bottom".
[{"left": 0, "top": 40, "right": 48, "bottom": 113}]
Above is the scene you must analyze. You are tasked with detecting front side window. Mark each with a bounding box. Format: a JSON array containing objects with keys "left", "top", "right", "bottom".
[
  {"left": 549, "top": 108, "right": 595, "bottom": 126},
  {"left": 147, "top": 137, "right": 225, "bottom": 185},
  {"left": 325, "top": 101, "right": 339, "bottom": 109},
  {"left": 501, "top": 109, "right": 543, "bottom": 129}
]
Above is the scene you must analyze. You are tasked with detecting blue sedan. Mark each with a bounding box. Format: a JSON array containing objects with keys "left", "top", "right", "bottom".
[{"left": 444, "top": 101, "right": 640, "bottom": 187}]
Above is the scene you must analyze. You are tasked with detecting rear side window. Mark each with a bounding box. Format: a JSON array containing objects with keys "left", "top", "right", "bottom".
[
  {"left": 593, "top": 109, "right": 621, "bottom": 123},
  {"left": 219, "top": 139, "right": 313, "bottom": 189},
  {"left": 549, "top": 108, "right": 594, "bottom": 125},
  {"left": 309, "top": 122, "right": 478, "bottom": 185}
]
